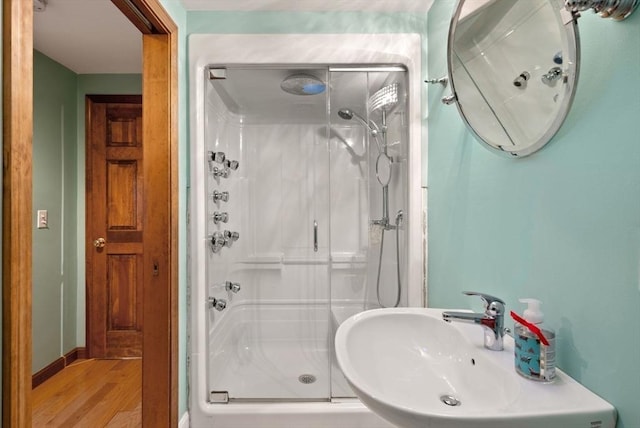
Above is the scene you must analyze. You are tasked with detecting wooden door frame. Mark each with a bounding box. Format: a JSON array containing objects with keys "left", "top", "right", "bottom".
[{"left": 2, "top": 0, "right": 179, "bottom": 427}]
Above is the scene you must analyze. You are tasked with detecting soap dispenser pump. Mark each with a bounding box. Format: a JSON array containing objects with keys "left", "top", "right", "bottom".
[{"left": 512, "top": 298, "right": 556, "bottom": 382}]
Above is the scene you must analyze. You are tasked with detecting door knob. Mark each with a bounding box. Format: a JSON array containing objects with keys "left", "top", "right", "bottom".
[{"left": 93, "top": 237, "right": 106, "bottom": 248}]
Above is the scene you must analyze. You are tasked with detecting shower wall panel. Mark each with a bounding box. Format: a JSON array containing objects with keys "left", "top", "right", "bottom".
[
  {"left": 329, "top": 125, "right": 369, "bottom": 306},
  {"left": 205, "top": 78, "right": 372, "bottom": 313},
  {"left": 205, "top": 96, "right": 332, "bottom": 308}
]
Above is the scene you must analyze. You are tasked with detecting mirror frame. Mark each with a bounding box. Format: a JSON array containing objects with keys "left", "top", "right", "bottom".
[{"left": 447, "top": 0, "right": 581, "bottom": 158}]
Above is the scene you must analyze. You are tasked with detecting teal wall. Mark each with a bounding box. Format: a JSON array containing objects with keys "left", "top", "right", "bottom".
[
  {"left": 187, "top": 11, "right": 426, "bottom": 33},
  {"left": 74, "top": 73, "right": 142, "bottom": 346},
  {"left": 427, "top": 2, "right": 640, "bottom": 428},
  {"left": 32, "top": 51, "right": 78, "bottom": 372}
]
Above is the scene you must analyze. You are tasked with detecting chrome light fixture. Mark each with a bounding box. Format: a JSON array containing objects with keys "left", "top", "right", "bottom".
[{"left": 565, "top": 0, "right": 638, "bottom": 20}]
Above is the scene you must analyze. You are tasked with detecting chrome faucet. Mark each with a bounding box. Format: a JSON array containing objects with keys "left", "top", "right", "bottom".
[{"left": 442, "top": 291, "right": 507, "bottom": 351}]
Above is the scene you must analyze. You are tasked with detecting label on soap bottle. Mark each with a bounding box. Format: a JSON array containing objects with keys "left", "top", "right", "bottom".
[
  {"left": 514, "top": 325, "right": 556, "bottom": 382},
  {"left": 515, "top": 331, "right": 542, "bottom": 378}
]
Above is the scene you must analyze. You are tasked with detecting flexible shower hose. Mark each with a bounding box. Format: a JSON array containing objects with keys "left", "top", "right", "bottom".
[{"left": 375, "top": 211, "right": 403, "bottom": 308}]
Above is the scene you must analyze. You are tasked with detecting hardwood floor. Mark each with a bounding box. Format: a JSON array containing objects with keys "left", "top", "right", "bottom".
[{"left": 32, "top": 359, "right": 141, "bottom": 427}]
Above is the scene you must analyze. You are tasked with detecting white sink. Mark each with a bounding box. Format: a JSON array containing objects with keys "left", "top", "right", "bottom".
[{"left": 335, "top": 308, "right": 616, "bottom": 428}]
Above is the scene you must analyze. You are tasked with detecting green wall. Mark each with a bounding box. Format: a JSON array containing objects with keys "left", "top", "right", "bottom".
[
  {"left": 427, "top": 2, "right": 640, "bottom": 427},
  {"left": 32, "top": 50, "right": 79, "bottom": 372}
]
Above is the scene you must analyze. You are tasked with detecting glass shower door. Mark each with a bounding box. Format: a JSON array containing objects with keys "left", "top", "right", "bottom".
[
  {"left": 205, "top": 67, "right": 332, "bottom": 402},
  {"left": 272, "top": 105, "right": 332, "bottom": 401},
  {"left": 327, "top": 67, "right": 409, "bottom": 398}
]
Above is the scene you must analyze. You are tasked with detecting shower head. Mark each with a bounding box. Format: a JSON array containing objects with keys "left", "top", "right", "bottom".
[
  {"left": 337, "top": 108, "right": 383, "bottom": 154},
  {"left": 337, "top": 108, "right": 355, "bottom": 121},
  {"left": 368, "top": 83, "right": 399, "bottom": 115},
  {"left": 280, "top": 74, "right": 326, "bottom": 96}
]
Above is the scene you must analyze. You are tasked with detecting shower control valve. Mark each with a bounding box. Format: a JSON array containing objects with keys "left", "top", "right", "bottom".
[
  {"left": 210, "top": 232, "right": 226, "bottom": 252},
  {"left": 225, "top": 281, "right": 241, "bottom": 293},
  {"left": 212, "top": 190, "right": 229, "bottom": 203},
  {"left": 213, "top": 166, "right": 231, "bottom": 178},
  {"left": 213, "top": 211, "right": 229, "bottom": 224},
  {"left": 224, "top": 159, "right": 239, "bottom": 171},
  {"left": 208, "top": 297, "right": 227, "bottom": 311},
  {"left": 208, "top": 151, "right": 226, "bottom": 164},
  {"left": 223, "top": 230, "right": 240, "bottom": 247}
]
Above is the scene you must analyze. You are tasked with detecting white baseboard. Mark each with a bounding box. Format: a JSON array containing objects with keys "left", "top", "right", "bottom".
[{"left": 179, "top": 411, "right": 190, "bottom": 428}]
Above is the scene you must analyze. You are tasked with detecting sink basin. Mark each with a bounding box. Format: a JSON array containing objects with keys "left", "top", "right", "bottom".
[{"left": 335, "top": 308, "right": 616, "bottom": 428}]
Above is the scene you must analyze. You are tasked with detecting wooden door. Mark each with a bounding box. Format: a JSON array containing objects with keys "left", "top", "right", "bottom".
[{"left": 86, "top": 95, "right": 144, "bottom": 358}]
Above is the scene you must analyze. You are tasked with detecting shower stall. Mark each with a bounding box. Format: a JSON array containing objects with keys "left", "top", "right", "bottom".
[{"left": 189, "top": 34, "right": 423, "bottom": 428}]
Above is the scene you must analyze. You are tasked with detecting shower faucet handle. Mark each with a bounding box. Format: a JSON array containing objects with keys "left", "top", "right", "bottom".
[
  {"left": 213, "top": 166, "right": 230, "bottom": 178},
  {"left": 224, "top": 159, "right": 239, "bottom": 170},
  {"left": 224, "top": 230, "right": 239, "bottom": 240},
  {"left": 212, "top": 190, "right": 229, "bottom": 203},
  {"left": 223, "top": 230, "right": 240, "bottom": 247},
  {"left": 208, "top": 151, "right": 226, "bottom": 164},
  {"left": 210, "top": 232, "right": 226, "bottom": 252},
  {"left": 225, "top": 281, "right": 241, "bottom": 293},
  {"left": 213, "top": 211, "right": 229, "bottom": 224},
  {"left": 208, "top": 297, "right": 227, "bottom": 311}
]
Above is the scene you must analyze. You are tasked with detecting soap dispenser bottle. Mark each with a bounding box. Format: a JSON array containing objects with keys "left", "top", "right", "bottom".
[{"left": 513, "top": 298, "right": 556, "bottom": 382}]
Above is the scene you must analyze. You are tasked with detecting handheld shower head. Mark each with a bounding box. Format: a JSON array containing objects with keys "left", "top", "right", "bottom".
[
  {"left": 337, "top": 108, "right": 354, "bottom": 121},
  {"left": 337, "top": 108, "right": 383, "bottom": 153},
  {"left": 337, "top": 108, "right": 380, "bottom": 133},
  {"left": 368, "top": 83, "right": 399, "bottom": 115}
]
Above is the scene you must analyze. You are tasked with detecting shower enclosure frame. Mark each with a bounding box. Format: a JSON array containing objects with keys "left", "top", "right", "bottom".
[{"left": 189, "top": 33, "right": 424, "bottom": 427}]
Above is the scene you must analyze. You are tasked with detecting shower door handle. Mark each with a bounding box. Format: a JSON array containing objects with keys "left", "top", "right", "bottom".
[{"left": 313, "top": 220, "right": 318, "bottom": 253}]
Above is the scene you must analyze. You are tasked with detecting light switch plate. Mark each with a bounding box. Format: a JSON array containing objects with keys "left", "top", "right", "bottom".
[{"left": 37, "top": 209, "right": 48, "bottom": 229}]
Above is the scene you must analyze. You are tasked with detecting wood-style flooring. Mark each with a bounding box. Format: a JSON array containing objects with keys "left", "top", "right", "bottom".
[{"left": 32, "top": 359, "right": 141, "bottom": 427}]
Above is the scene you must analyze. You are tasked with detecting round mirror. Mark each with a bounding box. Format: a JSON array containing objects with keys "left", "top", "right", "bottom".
[
  {"left": 375, "top": 153, "right": 393, "bottom": 186},
  {"left": 447, "top": 0, "right": 580, "bottom": 157}
]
